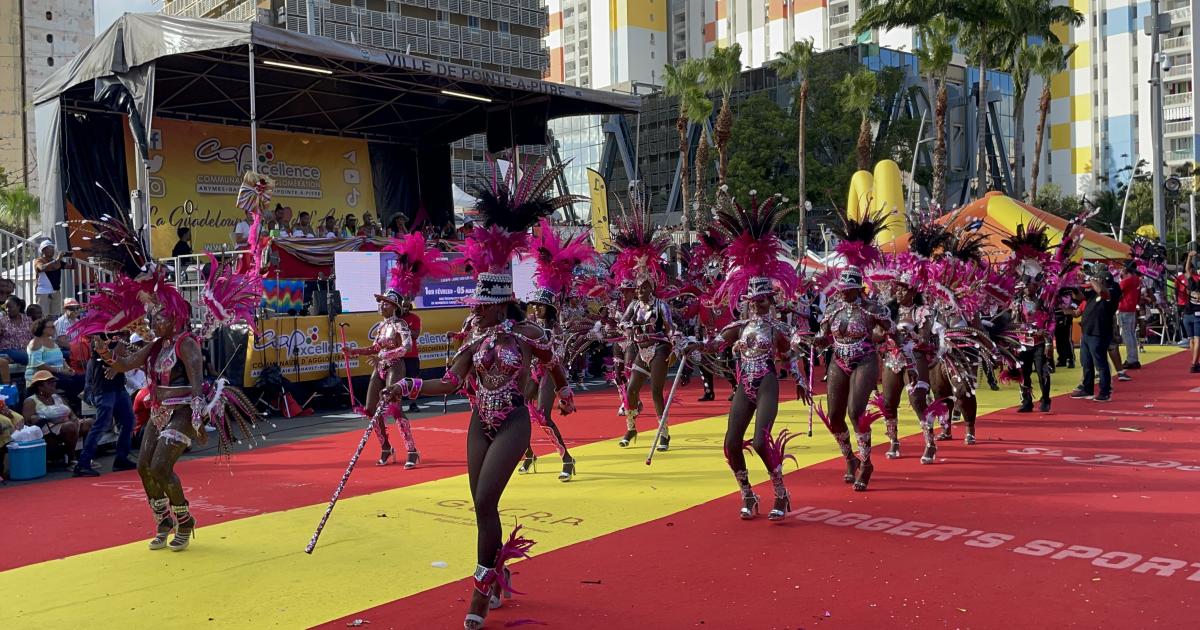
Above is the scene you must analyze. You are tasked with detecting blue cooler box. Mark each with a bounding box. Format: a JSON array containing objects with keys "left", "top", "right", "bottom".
[{"left": 7, "top": 439, "right": 47, "bottom": 480}]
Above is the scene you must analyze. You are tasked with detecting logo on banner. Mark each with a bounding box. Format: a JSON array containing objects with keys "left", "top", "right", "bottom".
[{"left": 193, "top": 139, "right": 323, "bottom": 198}]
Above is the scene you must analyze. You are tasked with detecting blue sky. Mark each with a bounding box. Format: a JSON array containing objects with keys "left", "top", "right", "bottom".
[{"left": 95, "top": 0, "right": 161, "bottom": 34}]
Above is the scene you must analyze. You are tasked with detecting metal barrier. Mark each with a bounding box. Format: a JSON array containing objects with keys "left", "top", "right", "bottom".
[
  {"left": 168, "top": 249, "right": 250, "bottom": 327},
  {"left": 0, "top": 227, "right": 44, "bottom": 304}
]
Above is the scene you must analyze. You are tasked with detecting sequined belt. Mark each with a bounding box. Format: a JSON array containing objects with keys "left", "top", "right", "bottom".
[
  {"left": 477, "top": 382, "right": 525, "bottom": 434},
  {"left": 834, "top": 338, "right": 873, "bottom": 362},
  {"left": 737, "top": 354, "right": 773, "bottom": 403}
]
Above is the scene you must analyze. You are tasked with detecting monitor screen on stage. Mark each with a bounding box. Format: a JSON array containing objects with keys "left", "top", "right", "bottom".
[{"left": 335, "top": 250, "right": 475, "bottom": 312}]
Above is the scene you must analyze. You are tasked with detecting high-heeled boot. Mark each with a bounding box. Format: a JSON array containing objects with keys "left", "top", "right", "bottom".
[
  {"left": 1017, "top": 387, "right": 1034, "bottom": 413},
  {"left": 853, "top": 431, "right": 874, "bottom": 491},
  {"left": 833, "top": 431, "right": 856, "bottom": 483},
  {"left": 398, "top": 417, "right": 420, "bottom": 469},
  {"left": 168, "top": 502, "right": 196, "bottom": 551},
  {"left": 919, "top": 419, "right": 937, "bottom": 464},
  {"left": 884, "top": 414, "right": 900, "bottom": 459},
  {"left": 619, "top": 408, "right": 638, "bottom": 447},
  {"left": 734, "top": 470, "right": 758, "bottom": 519},
  {"left": 464, "top": 564, "right": 497, "bottom": 629},
  {"left": 147, "top": 497, "right": 173, "bottom": 550},
  {"left": 768, "top": 470, "right": 790, "bottom": 521}
]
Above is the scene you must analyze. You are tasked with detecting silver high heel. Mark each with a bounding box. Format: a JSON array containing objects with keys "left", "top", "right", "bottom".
[
  {"left": 768, "top": 489, "right": 791, "bottom": 521},
  {"left": 739, "top": 493, "right": 760, "bottom": 520}
]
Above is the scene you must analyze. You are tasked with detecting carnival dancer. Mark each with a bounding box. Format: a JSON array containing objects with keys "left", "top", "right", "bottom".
[
  {"left": 813, "top": 212, "right": 893, "bottom": 491},
  {"left": 611, "top": 190, "right": 678, "bottom": 450},
  {"left": 1014, "top": 281, "right": 1053, "bottom": 412},
  {"left": 517, "top": 218, "right": 596, "bottom": 480},
  {"left": 66, "top": 178, "right": 261, "bottom": 551},
  {"left": 688, "top": 227, "right": 734, "bottom": 401},
  {"left": 610, "top": 280, "right": 637, "bottom": 415},
  {"left": 384, "top": 157, "right": 578, "bottom": 630},
  {"left": 346, "top": 233, "right": 451, "bottom": 468},
  {"left": 703, "top": 192, "right": 804, "bottom": 519}
]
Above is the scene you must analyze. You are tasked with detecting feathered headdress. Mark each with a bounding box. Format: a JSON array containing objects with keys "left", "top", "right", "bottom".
[
  {"left": 459, "top": 156, "right": 579, "bottom": 277},
  {"left": 382, "top": 232, "right": 454, "bottom": 298},
  {"left": 833, "top": 208, "right": 890, "bottom": 268},
  {"left": 1001, "top": 221, "right": 1053, "bottom": 279},
  {"left": 609, "top": 184, "right": 672, "bottom": 289},
  {"left": 711, "top": 189, "right": 796, "bottom": 308},
  {"left": 529, "top": 218, "right": 596, "bottom": 298},
  {"left": 199, "top": 253, "right": 260, "bottom": 336}
]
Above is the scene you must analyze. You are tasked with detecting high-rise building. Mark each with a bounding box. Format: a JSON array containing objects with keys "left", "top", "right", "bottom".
[
  {"left": 0, "top": 1, "right": 94, "bottom": 190},
  {"left": 160, "top": 0, "right": 550, "bottom": 190},
  {"left": 1031, "top": 1, "right": 1195, "bottom": 199}
]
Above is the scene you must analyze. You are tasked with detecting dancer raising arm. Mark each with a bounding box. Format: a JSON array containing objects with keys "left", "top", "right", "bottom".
[{"left": 385, "top": 157, "right": 578, "bottom": 630}]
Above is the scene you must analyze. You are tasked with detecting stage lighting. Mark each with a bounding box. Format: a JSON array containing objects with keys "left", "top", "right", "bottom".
[
  {"left": 440, "top": 89, "right": 492, "bottom": 103},
  {"left": 263, "top": 60, "right": 334, "bottom": 75}
]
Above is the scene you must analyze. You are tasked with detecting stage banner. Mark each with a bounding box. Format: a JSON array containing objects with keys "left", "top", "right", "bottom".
[
  {"left": 242, "top": 308, "right": 470, "bottom": 387},
  {"left": 587, "top": 168, "right": 611, "bottom": 253},
  {"left": 126, "top": 118, "right": 375, "bottom": 259}
]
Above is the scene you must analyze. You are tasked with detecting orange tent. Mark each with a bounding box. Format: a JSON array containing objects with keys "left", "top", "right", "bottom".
[{"left": 883, "top": 192, "right": 1131, "bottom": 261}]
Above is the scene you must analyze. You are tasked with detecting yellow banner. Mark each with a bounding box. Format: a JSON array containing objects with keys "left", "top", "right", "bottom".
[
  {"left": 587, "top": 168, "right": 611, "bottom": 253},
  {"left": 126, "top": 118, "right": 376, "bottom": 259},
  {"left": 242, "top": 308, "right": 469, "bottom": 387}
]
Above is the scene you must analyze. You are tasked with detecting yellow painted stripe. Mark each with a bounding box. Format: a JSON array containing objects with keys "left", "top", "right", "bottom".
[{"left": 0, "top": 348, "right": 1177, "bottom": 628}]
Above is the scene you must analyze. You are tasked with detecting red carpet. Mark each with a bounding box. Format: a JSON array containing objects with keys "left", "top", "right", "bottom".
[{"left": 322, "top": 352, "right": 1200, "bottom": 629}]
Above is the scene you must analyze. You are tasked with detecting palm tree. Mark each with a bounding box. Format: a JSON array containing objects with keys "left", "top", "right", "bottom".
[
  {"left": 687, "top": 88, "right": 715, "bottom": 216},
  {"left": 839, "top": 70, "right": 878, "bottom": 171},
  {"left": 1029, "top": 42, "right": 1076, "bottom": 202},
  {"left": 704, "top": 43, "right": 743, "bottom": 186},
  {"left": 663, "top": 59, "right": 705, "bottom": 238},
  {"left": 913, "top": 17, "right": 957, "bottom": 209},
  {"left": 772, "top": 38, "right": 816, "bottom": 249},
  {"left": 0, "top": 186, "right": 40, "bottom": 235}
]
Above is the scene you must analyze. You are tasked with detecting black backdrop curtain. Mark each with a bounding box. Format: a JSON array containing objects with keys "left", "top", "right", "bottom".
[
  {"left": 368, "top": 142, "right": 419, "bottom": 231},
  {"left": 61, "top": 110, "right": 130, "bottom": 224},
  {"left": 417, "top": 142, "right": 452, "bottom": 230}
]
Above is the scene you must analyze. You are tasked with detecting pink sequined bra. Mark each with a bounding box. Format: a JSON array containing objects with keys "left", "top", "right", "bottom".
[{"left": 456, "top": 320, "right": 549, "bottom": 434}]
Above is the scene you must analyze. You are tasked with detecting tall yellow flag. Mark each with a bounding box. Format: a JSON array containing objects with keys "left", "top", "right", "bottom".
[{"left": 587, "top": 168, "right": 612, "bottom": 253}]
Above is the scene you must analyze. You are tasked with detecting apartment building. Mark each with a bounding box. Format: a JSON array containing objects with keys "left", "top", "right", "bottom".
[{"left": 0, "top": 1, "right": 94, "bottom": 190}]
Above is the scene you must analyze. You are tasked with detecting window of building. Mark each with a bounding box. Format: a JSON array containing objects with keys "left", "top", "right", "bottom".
[
  {"left": 468, "top": 15, "right": 480, "bottom": 28},
  {"left": 499, "top": 22, "right": 510, "bottom": 33},
  {"left": 46, "top": 11, "right": 52, "bottom": 20},
  {"left": 436, "top": 10, "right": 448, "bottom": 22},
  {"left": 650, "top": 34, "right": 655, "bottom": 45},
  {"left": 47, "top": 57, "right": 54, "bottom": 66},
  {"left": 46, "top": 34, "right": 53, "bottom": 43},
  {"left": 564, "top": 7, "right": 574, "bottom": 19}
]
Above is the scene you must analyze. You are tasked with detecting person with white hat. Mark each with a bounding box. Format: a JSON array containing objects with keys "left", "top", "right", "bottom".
[
  {"left": 33, "top": 239, "right": 75, "bottom": 314},
  {"left": 54, "top": 298, "right": 83, "bottom": 357}
]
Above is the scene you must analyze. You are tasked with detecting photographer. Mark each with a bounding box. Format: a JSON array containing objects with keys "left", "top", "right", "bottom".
[
  {"left": 1069, "top": 264, "right": 1121, "bottom": 402},
  {"left": 34, "top": 240, "right": 75, "bottom": 314}
]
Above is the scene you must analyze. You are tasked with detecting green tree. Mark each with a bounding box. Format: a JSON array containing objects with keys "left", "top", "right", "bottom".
[
  {"left": 1029, "top": 42, "right": 1076, "bottom": 202},
  {"left": 839, "top": 69, "right": 878, "bottom": 171},
  {"left": 914, "top": 15, "right": 958, "bottom": 209},
  {"left": 725, "top": 93, "right": 795, "bottom": 205},
  {"left": 0, "top": 186, "right": 40, "bottom": 236},
  {"left": 771, "top": 38, "right": 816, "bottom": 250},
  {"left": 705, "top": 43, "right": 743, "bottom": 186},
  {"left": 663, "top": 59, "right": 706, "bottom": 239}
]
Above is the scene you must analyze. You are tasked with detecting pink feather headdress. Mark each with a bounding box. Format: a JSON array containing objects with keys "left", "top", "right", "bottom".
[
  {"left": 711, "top": 190, "right": 797, "bottom": 310},
  {"left": 529, "top": 218, "right": 596, "bottom": 295},
  {"left": 382, "top": 233, "right": 454, "bottom": 297},
  {"left": 609, "top": 187, "right": 671, "bottom": 289},
  {"left": 833, "top": 208, "right": 890, "bottom": 268},
  {"left": 200, "top": 252, "right": 261, "bottom": 336}
]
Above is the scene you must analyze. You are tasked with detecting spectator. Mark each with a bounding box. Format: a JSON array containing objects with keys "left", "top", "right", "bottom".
[
  {"left": 0, "top": 296, "right": 33, "bottom": 365},
  {"left": 26, "top": 303, "right": 43, "bottom": 321},
  {"left": 399, "top": 298, "right": 422, "bottom": 413},
  {"left": 273, "top": 204, "right": 289, "bottom": 231},
  {"left": 74, "top": 335, "right": 136, "bottom": 477},
  {"left": 362, "top": 222, "right": 379, "bottom": 238},
  {"left": 1054, "top": 294, "right": 1076, "bottom": 369},
  {"left": 23, "top": 370, "right": 91, "bottom": 466},
  {"left": 1070, "top": 267, "right": 1121, "bottom": 402},
  {"left": 27, "top": 317, "right": 85, "bottom": 406},
  {"left": 172, "top": 226, "right": 193, "bottom": 259},
  {"left": 321, "top": 215, "right": 338, "bottom": 238},
  {"left": 0, "top": 396, "right": 23, "bottom": 480},
  {"left": 1183, "top": 251, "right": 1200, "bottom": 372},
  {"left": 232, "top": 208, "right": 254, "bottom": 248},
  {"left": 54, "top": 298, "right": 82, "bottom": 356},
  {"left": 389, "top": 214, "right": 409, "bottom": 237},
  {"left": 341, "top": 214, "right": 359, "bottom": 238},
  {"left": 34, "top": 240, "right": 75, "bottom": 313},
  {"left": 1117, "top": 263, "right": 1142, "bottom": 370},
  {"left": 0, "top": 277, "right": 14, "bottom": 304}
]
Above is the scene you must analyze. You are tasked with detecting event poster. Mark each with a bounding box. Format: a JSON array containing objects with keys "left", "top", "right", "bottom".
[
  {"left": 242, "top": 308, "right": 471, "bottom": 387},
  {"left": 125, "top": 118, "right": 376, "bottom": 259}
]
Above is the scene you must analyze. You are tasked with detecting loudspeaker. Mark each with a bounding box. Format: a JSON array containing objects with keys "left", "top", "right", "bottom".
[{"left": 311, "top": 290, "right": 342, "bottom": 316}]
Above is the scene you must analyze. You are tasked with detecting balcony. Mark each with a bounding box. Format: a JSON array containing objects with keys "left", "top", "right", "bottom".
[
  {"left": 1165, "top": 63, "right": 1193, "bottom": 80},
  {"left": 1164, "top": 91, "right": 1193, "bottom": 107},
  {"left": 1164, "top": 119, "right": 1193, "bottom": 136},
  {"left": 829, "top": 12, "right": 852, "bottom": 27},
  {"left": 1169, "top": 6, "right": 1191, "bottom": 24},
  {"left": 1167, "top": 147, "right": 1194, "bottom": 163},
  {"left": 1163, "top": 35, "right": 1191, "bottom": 54}
]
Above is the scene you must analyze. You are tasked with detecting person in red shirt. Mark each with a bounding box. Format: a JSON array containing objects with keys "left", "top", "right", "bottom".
[
  {"left": 1117, "top": 263, "right": 1142, "bottom": 369},
  {"left": 399, "top": 300, "right": 422, "bottom": 413}
]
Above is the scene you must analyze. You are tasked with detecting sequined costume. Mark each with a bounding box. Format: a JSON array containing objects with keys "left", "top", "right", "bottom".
[
  {"left": 350, "top": 315, "right": 418, "bottom": 455},
  {"left": 622, "top": 298, "right": 674, "bottom": 369}
]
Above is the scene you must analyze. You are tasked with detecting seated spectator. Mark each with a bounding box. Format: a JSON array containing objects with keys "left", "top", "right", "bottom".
[
  {"left": 0, "top": 396, "right": 23, "bottom": 480},
  {"left": 22, "top": 370, "right": 91, "bottom": 466},
  {"left": 232, "top": 208, "right": 254, "bottom": 248},
  {"left": 25, "top": 303, "right": 43, "bottom": 321},
  {"left": 292, "top": 211, "right": 315, "bottom": 238},
  {"left": 27, "top": 318, "right": 85, "bottom": 407},
  {"left": 0, "top": 277, "right": 14, "bottom": 304},
  {"left": 0, "top": 296, "right": 33, "bottom": 366},
  {"left": 361, "top": 222, "right": 379, "bottom": 238},
  {"left": 321, "top": 214, "right": 338, "bottom": 238},
  {"left": 341, "top": 214, "right": 359, "bottom": 238},
  {"left": 55, "top": 298, "right": 82, "bottom": 356}
]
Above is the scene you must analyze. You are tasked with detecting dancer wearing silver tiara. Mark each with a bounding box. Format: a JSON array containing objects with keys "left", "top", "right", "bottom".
[
  {"left": 702, "top": 191, "right": 805, "bottom": 520},
  {"left": 385, "top": 157, "right": 578, "bottom": 630}
]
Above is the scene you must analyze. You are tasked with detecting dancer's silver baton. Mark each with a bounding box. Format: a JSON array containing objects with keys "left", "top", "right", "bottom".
[{"left": 645, "top": 352, "right": 688, "bottom": 466}]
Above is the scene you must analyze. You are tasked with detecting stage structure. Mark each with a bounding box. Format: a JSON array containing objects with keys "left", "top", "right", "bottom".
[{"left": 33, "top": 13, "right": 640, "bottom": 253}]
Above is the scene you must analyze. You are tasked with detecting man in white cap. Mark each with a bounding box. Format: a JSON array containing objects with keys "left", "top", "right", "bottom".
[
  {"left": 33, "top": 239, "right": 75, "bottom": 313},
  {"left": 55, "top": 298, "right": 83, "bottom": 358}
]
